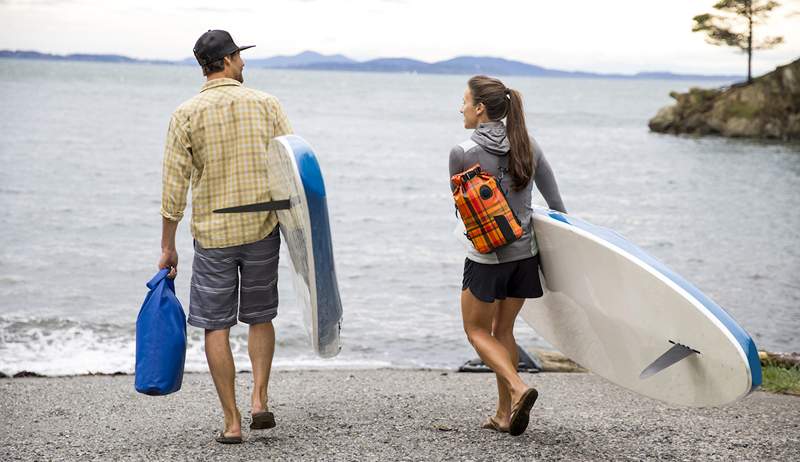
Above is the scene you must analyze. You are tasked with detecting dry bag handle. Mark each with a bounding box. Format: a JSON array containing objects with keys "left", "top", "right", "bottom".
[{"left": 147, "top": 268, "right": 171, "bottom": 290}]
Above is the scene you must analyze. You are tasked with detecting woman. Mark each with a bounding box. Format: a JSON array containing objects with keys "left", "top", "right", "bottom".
[{"left": 449, "top": 75, "right": 566, "bottom": 436}]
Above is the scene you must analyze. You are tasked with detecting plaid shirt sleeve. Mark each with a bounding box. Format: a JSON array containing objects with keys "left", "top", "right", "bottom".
[
  {"left": 160, "top": 114, "right": 192, "bottom": 222},
  {"left": 270, "top": 97, "right": 293, "bottom": 137}
]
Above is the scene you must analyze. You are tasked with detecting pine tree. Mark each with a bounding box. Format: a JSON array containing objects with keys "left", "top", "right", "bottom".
[{"left": 693, "top": 0, "right": 784, "bottom": 83}]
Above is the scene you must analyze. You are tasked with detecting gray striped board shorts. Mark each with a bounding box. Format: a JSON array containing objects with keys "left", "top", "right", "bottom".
[{"left": 188, "top": 228, "right": 280, "bottom": 330}]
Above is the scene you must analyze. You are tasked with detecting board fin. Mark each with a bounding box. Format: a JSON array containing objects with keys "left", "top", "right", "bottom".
[{"left": 639, "top": 341, "right": 700, "bottom": 380}]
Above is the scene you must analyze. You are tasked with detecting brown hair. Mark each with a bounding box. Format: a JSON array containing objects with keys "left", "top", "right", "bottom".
[
  {"left": 467, "top": 75, "right": 533, "bottom": 191},
  {"left": 201, "top": 58, "right": 225, "bottom": 76},
  {"left": 201, "top": 51, "right": 239, "bottom": 76}
]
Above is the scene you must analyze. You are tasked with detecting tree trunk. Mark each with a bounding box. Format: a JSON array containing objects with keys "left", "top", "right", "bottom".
[{"left": 747, "top": 0, "right": 753, "bottom": 83}]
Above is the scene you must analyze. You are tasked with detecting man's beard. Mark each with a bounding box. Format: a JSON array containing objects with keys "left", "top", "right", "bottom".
[{"left": 234, "top": 69, "right": 244, "bottom": 83}]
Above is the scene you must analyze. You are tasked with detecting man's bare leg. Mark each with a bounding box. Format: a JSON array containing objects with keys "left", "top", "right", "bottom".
[
  {"left": 205, "top": 328, "right": 241, "bottom": 438},
  {"left": 248, "top": 322, "right": 275, "bottom": 414}
]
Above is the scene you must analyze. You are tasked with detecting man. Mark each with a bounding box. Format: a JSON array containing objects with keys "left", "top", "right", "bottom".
[{"left": 158, "top": 30, "right": 292, "bottom": 444}]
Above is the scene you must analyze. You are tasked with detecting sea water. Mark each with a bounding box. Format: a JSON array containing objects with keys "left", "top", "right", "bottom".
[{"left": 0, "top": 59, "right": 798, "bottom": 375}]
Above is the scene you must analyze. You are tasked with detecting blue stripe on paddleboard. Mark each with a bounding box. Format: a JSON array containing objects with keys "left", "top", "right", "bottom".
[
  {"left": 285, "top": 135, "right": 342, "bottom": 354},
  {"left": 543, "top": 209, "right": 762, "bottom": 391}
]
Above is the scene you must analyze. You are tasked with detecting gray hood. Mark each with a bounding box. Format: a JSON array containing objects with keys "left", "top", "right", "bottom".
[{"left": 470, "top": 121, "right": 510, "bottom": 157}]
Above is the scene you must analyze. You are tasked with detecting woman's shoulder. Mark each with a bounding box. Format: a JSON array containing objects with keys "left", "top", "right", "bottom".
[
  {"left": 449, "top": 138, "right": 481, "bottom": 176},
  {"left": 450, "top": 138, "right": 479, "bottom": 157},
  {"left": 528, "top": 134, "right": 544, "bottom": 162}
]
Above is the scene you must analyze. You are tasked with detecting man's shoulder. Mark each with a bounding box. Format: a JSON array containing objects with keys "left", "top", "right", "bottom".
[
  {"left": 172, "top": 93, "right": 208, "bottom": 119},
  {"left": 172, "top": 85, "right": 280, "bottom": 118},
  {"left": 239, "top": 86, "right": 277, "bottom": 101},
  {"left": 232, "top": 86, "right": 283, "bottom": 110}
]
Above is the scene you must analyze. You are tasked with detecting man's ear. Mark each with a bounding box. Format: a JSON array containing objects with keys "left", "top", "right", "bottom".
[{"left": 475, "top": 102, "right": 485, "bottom": 115}]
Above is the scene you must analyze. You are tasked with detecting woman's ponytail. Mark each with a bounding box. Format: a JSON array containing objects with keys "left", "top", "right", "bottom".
[
  {"left": 505, "top": 89, "right": 533, "bottom": 191},
  {"left": 467, "top": 76, "right": 534, "bottom": 191}
]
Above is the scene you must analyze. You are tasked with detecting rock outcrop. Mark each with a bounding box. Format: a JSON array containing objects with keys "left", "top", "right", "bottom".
[
  {"left": 649, "top": 58, "right": 800, "bottom": 140},
  {"left": 760, "top": 351, "right": 800, "bottom": 369}
]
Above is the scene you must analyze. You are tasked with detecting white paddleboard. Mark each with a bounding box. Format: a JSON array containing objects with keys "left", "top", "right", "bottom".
[
  {"left": 521, "top": 206, "right": 761, "bottom": 407},
  {"left": 266, "top": 135, "right": 342, "bottom": 358}
]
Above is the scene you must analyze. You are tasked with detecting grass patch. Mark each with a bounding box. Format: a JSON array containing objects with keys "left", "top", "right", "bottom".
[{"left": 761, "top": 364, "right": 800, "bottom": 396}]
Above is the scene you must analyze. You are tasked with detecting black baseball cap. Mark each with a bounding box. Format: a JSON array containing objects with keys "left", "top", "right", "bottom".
[{"left": 193, "top": 30, "right": 255, "bottom": 66}]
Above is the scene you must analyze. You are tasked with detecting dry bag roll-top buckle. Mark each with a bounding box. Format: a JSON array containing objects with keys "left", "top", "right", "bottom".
[{"left": 461, "top": 167, "right": 481, "bottom": 183}]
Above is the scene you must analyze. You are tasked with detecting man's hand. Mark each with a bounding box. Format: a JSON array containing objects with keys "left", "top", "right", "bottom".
[{"left": 158, "top": 249, "right": 178, "bottom": 279}]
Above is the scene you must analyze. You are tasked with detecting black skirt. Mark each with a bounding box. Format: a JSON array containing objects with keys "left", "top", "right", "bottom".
[{"left": 462, "top": 255, "right": 544, "bottom": 303}]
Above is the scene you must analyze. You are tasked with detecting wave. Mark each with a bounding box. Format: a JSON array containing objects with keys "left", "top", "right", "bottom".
[{"left": 0, "top": 316, "right": 442, "bottom": 376}]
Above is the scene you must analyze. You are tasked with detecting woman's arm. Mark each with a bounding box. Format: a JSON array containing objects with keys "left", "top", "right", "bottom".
[
  {"left": 448, "top": 146, "right": 464, "bottom": 192},
  {"left": 531, "top": 138, "right": 567, "bottom": 213}
]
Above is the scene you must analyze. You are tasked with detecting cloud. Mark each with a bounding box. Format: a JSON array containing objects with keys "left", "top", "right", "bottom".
[
  {"left": 179, "top": 6, "right": 255, "bottom": 14},
  {"left": 0, "top": 0, "right": 80, "bottom": 5}
]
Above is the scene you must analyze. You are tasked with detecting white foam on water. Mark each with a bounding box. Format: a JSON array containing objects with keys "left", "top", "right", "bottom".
[
  {"left": 0, "top": 320, "right": 136, "bottom": 376},
  {"left": 0, "top": 317, "right": 404, "bottom": 376}
]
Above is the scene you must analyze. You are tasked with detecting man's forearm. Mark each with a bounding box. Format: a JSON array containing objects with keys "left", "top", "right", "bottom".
[{"left": 161, "top": 216, "right": 179, "bottom": 251}]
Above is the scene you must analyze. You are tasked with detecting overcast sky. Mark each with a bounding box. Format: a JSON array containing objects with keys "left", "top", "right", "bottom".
[{"left": 1, "top": 0, "right": 798, "bottom": 75}]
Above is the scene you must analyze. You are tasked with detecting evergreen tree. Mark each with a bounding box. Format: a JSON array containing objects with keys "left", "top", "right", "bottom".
[{"left": 693, "top": 0, "right": 784, "bottom": 83}]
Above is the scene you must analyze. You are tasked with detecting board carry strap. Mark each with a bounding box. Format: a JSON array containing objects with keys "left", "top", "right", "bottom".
[{"left": 213, "top": 200, "right": 291, "bottom": 214}]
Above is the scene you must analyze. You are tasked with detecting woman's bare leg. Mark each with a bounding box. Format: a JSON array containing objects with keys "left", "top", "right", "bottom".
[
  {"left": 490, "top": 297, "right": 526, "bottom": 427},
  {"left": 461, "top": 290, "right": 529, "bottom": 411}
]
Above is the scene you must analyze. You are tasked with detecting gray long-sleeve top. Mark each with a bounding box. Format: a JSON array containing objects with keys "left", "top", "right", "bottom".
[{"left": 449, "top": 121, "right": 566, "bottom": 264}]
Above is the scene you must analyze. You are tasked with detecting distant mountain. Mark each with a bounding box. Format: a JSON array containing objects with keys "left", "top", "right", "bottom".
[
  {"left": 632, "top": 71, "right": 740, "bottom": 81},
  {"left": 300, "top": 57, "right": 431, "bottom": 73},
  {"left": 0, "top": 49, "right": 741, "bottom": 81},
  {"left": 293, "top": 55, "right": 740, "bottom": 81},
  {"left": 178, "top": 50, "right": 355, "bottom": 67},
  {"left": 251, "top": 50, "right": 355, "bottom": 68},
  {"left": 432, "top": 56, "right": 548, "bottom": 76},
  {"left": 0, "top": 50, "right": 173, "bottom": 65}
]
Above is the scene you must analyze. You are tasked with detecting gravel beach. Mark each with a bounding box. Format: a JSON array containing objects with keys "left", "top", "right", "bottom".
[{"left": 2, "top": 370, "right": 798, "bottom": 461}]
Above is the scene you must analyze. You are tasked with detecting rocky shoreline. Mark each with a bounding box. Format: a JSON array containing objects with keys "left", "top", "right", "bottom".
[{"left": 649, "top": 59, "right": 800, "bottom": 140}]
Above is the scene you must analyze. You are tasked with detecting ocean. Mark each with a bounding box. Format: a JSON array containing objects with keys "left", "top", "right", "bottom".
[{"left": 0, "top": 58, "right": 798, "bottom": 376}]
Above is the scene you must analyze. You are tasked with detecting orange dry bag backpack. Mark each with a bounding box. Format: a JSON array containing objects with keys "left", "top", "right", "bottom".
[{"left": 451, "top": 162, "right": 523, "bottom": 254}]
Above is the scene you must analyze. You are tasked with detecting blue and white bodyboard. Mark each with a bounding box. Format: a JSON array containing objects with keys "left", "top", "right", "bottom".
[{"left": 267, "top": 135, "right": 342, "bottom": 358}]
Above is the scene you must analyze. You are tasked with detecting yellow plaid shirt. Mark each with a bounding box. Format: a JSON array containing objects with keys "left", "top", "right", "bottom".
[{"left": 161, "top": 78, "right": 292, "bottom": 249}]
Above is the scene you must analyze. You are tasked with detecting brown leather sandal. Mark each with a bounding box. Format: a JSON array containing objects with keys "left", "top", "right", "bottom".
[
  {"left": 508, "top": 387, "right": 538, "bottom": 436},
  {"left": 215, "top": 430, "right": 243, "bottom": 444},
  {"left": 481, "top": 415, "right": 509, "bottom": 433},
  {"left": 250, "top": 411, "right": 276, "bottom": 430}
]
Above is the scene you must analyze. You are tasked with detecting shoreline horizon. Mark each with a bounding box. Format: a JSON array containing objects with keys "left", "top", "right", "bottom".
[{"left": 0, "top": 50, "right": 746, "bottom": 81}]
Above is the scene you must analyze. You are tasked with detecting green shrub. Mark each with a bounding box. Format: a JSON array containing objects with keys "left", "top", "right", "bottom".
[{"left": 761, "top": 364, "right": 800, "bottom": 396}]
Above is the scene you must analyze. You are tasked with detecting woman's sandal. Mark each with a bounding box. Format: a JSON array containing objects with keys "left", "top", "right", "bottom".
[
  {"left": 215, "top": 431, "right": 243, "bottom": 444},
  {"left": 481, "top": 415, "right": 509, "bottom": 433},
  {"left": 508, "top": 387, "right": 539, "bottom": 436}
]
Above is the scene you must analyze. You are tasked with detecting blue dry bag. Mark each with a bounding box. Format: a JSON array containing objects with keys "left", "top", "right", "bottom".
[{"left": 135, "top": 268, "right": 187, "bottom": 395}]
